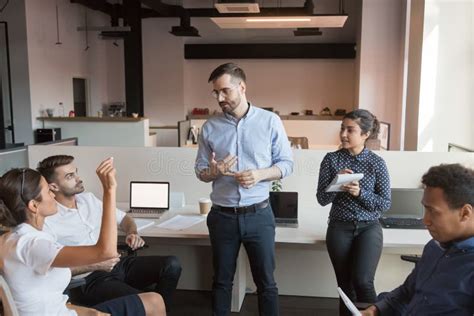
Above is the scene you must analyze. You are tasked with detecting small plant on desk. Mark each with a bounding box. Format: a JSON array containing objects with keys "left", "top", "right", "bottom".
[{"left": 271, "top": 180, "right": 282, "bottom": 192}]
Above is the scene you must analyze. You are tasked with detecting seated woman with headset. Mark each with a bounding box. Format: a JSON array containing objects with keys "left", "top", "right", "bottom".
[{"left": 0, "top": 158, "right": 165, "bottom": 316}]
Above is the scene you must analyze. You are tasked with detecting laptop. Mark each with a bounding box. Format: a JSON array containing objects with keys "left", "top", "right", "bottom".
[
  {"left": 337, "top": 287, "right": 362, "bottom": 316},
  {"left": 127, "top": 181, "right": 170, "bottom": 218},
  {"left": 269, "top": 191, "right": 298, "bottom": 228},
  {"left": 379, "top": 188, "right": 426, "bottom": 229}
]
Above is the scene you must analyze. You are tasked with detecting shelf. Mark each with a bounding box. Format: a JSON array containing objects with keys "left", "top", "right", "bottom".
[{"left": 37, "top": 116, "right": 146, "bottom": 122}]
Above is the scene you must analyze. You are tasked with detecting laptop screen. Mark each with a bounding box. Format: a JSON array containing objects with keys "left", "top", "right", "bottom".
[
  {"left": 269, "top": 192, "right": 298, "bottom": 219},
  {"left": 130, "top": 182, "right": 170, "bottom": 210},
  {"left": 384, "top": 188, "right": 424, "bottom": 218}
]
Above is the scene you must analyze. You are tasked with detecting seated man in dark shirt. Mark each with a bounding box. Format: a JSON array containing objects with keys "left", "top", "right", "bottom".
[{"left": 362, "top": 163, "right": 474, "bottom": 315}]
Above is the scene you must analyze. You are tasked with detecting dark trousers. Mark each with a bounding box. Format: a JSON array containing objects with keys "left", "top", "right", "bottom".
[
  {"left": 70, "top": 255, "right": 181, "bottom": 312},
  {"left": 207, "top": 203, "right": 279, "bottom": 316},
  {"left": 326, "top": 220, "right": 383, "bottom": 316}
]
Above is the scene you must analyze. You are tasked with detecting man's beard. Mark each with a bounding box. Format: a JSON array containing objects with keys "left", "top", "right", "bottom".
[
  {"left": 219, "top": 95, "right": 241, "bottom": 114},
  {"left": 62, "top": 183, "right": 85, "bottom": 197}
]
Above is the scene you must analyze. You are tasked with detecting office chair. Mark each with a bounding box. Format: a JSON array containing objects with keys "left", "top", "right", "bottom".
[
  {"left": 0, "top": 275, "right": 19, "bottom": 316},
  {"left": 400, "top": 254, "right": 421, "bottom": 264},
  {"left": 288, "top": 136, "right": 309, "bottom": 149}
]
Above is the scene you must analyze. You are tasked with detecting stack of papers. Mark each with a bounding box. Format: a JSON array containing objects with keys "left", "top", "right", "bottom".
[
  {"left": 326, "top": 173, "right": 364, "bottom": 192},
  {"left": 157, "top": 215, "right": 205, "bottom": 230}
]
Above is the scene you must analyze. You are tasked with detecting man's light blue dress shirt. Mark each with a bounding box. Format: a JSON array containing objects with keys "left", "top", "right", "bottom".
[{"left": 195, "top": 105, "right": 293, "bottom": 207}]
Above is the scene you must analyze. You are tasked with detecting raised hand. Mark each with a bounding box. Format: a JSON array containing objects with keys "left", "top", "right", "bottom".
[
  {"left": 96, "top": 157, "right": 116, "bottom": 190},
  {"left": 209, "top": 152, "right": 237, "bottom": 177}
]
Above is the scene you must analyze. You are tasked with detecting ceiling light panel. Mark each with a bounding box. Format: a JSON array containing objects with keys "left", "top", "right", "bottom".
[{"left": 211, "top": 15, "right": 348, "bottom": 29}]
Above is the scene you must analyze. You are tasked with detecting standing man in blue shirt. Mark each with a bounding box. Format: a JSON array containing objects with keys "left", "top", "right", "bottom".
[
  {"left": 195, "top": 63, "right": 293, "bottom": 316},
  {"left": 362, "top": 163, "right": 474, "bottom": 315}
]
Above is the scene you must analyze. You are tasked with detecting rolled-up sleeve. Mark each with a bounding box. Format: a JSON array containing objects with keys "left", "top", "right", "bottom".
[
  {"left": 195, "top": 123, "right": 211, "bottom": 181},
  {"left": 271, "top": 116, "right": 293, "bottom": 178}
]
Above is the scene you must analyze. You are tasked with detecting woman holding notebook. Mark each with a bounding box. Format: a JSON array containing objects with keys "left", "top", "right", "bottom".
[{"left": 316, "top": 109, "right": 391, "bottom": 316}]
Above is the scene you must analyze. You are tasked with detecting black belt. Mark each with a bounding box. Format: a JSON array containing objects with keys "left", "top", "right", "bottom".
[{"left": 214, "top": 199, "right": 269, "bottom": 215}]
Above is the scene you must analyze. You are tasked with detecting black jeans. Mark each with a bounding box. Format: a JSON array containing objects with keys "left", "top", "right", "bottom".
[
  {"left": 70, "top": 255, "right": 181, "bottom": 312},
  {"left": 326, "top": 219, "right": 383, "bottom": 316},
  {"left": 207, "top": 203, "right": 279, "bottom": 316}
]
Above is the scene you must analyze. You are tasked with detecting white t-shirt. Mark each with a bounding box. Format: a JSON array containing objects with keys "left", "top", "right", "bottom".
[
  {"left": 43, "top": 192, "right": 126, "bottom": 246},
  {"left": 0, "top": 223, "right": 76, "bottom": 316}
]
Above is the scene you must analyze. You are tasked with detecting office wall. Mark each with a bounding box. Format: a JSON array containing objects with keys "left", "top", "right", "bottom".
[
  {"left": 417, "top": 0, "right": 474, "bottom": 152},
  {"left": 24, "top": 0, "right": 123, "bottom": 129},
  {"left": 358, "top": 0, "right": 406, "bottom": 150},
  {"left": 0, "top": 0, "right": 34, "bottom": 145},
  {"left": 183, "top": 59, "right": 355, "bottom": 118},
  {"left": 141, "top": 5, "right": 360, "bottom": 127}
]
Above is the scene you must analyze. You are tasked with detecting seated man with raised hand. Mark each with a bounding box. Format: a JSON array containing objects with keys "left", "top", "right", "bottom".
[
  {"left": 362, "top": 163, "right": 474, "bottom": 315},
  {"left": 37, "top": 155, "right": 182, "bottom": 312}
]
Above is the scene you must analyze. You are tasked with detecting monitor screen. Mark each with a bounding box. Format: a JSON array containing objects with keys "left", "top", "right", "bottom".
[
  {"left": 130, "top": 182, "right": 169, "bottom": 209},
  {"left": 384, "top": 188, "right": 424, "bottom": 218},
  {"left": 269, "top": 192, "right": 298, "bottom": 219}
]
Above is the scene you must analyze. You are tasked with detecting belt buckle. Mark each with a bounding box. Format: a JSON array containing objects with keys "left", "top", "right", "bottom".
[{"left": 233, "top": 207, "right": 239, "bottom": 214}]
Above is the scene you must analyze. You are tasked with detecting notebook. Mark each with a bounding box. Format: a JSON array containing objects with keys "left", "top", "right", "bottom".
[
  {"left": 127, "top": 181, "right": 170, "bottom": 218},
  {"left": 379, "top": 188, "right": 425, "bottom": 229},
  {"left": 269, "top": 191, "right": 298, "bottom": 228},
  {"left": 337, "top": 287, "right": 362, "bottom": 316}
]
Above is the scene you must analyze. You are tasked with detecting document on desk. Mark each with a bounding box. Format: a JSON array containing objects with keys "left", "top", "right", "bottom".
[
  {"left": 326, "top": 173, "right": 364, "bottom": 192},
  {"left": 134, "top": 218, "right": 155, "bottom": 232},
  {"left": 157, "top": 215, "right": 205, "bottom": 230}
]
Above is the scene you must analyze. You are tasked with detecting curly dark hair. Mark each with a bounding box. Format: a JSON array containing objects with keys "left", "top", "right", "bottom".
[
  {"left": 421, "top": 163, "right": 474, "bottom": 209},
  {"left": 37, "top": 155, "right": 74, "bottom": 183}
]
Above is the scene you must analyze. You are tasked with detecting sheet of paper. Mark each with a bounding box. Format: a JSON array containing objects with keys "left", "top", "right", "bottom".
[
  {"left": 157, "top": 215, "right": 205, "bottom": 230},
  {"left": 134, "top": 218, "right": 155, "bottom": 232},
  {"left": 326, "top": 173, "right": 364, "bottom": 192},
  {"left": 338, "top": 287, "right": 362, "bottom": 316}
]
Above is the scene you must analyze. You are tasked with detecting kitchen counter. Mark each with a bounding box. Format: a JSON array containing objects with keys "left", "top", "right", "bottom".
[{"left": 37, "top": 116, "right": 145, "bottom": 122}]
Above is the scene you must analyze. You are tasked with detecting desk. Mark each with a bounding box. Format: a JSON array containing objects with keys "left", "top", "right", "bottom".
[{"left": 124, "top": 204, "right": 431, "bottom": 312}]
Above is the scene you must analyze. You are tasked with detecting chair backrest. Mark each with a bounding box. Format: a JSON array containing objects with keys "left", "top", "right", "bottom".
[
  {"left": 0, "top": 275, "right": 19, "bottom": 316},
  {"left": 288, "top": 136, "right": 309, "bottom": 149}
]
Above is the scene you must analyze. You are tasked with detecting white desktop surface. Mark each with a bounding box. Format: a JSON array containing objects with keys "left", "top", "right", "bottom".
[
  {"left": 118, "top": 202, "right": 431, "bottom": 311},
  {"left": 119, "top": 203, "right": 431, "bottom": 249}
]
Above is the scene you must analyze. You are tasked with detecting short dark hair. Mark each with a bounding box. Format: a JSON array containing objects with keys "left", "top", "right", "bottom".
[
  {"left": 344, "top": 109, "right": 380, "bottom": 140},
  {"left": 208, "top": 63, "right": 246, "bottom": 83},
  {"left": 37, "top": 155, "right": 75, "bottom": 183},
  {"left": 421, "top": 163, "right": 474, "bottom": 209},
  {"left": 0, "top": 168, "right": 43, "bottom": 227}
]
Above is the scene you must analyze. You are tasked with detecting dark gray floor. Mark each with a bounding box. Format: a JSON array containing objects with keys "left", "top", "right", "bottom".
[{"left": 169, "top": 290, "right": 339, "bottom": 316}]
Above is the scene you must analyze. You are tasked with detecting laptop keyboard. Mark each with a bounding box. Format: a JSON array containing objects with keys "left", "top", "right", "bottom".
[
  {"left": 128, "top": 209, "right": 166, "bottom": 218},
  {"left": 380, "top": 217, "right": 425, "bottom": 229}
]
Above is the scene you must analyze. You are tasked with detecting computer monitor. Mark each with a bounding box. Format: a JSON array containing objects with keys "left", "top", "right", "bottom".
[{"left": 384, "top": 188, "right": 424, "bottom": 218}]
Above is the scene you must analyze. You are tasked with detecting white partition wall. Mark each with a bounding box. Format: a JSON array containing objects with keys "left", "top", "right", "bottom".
[{"left": 27, "top": 146, "right": 474, "bottom": 297}]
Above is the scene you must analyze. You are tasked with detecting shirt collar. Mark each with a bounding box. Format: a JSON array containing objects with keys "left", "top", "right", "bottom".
[
  {"left": 224, "top": 102, "right": 254, "bottom": 122},
  {"left": 437, "top": 236, "right": 474, "bottom": 251},
  {"left": 341, "top": 147, "right": 370, "bottom": 161}
]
